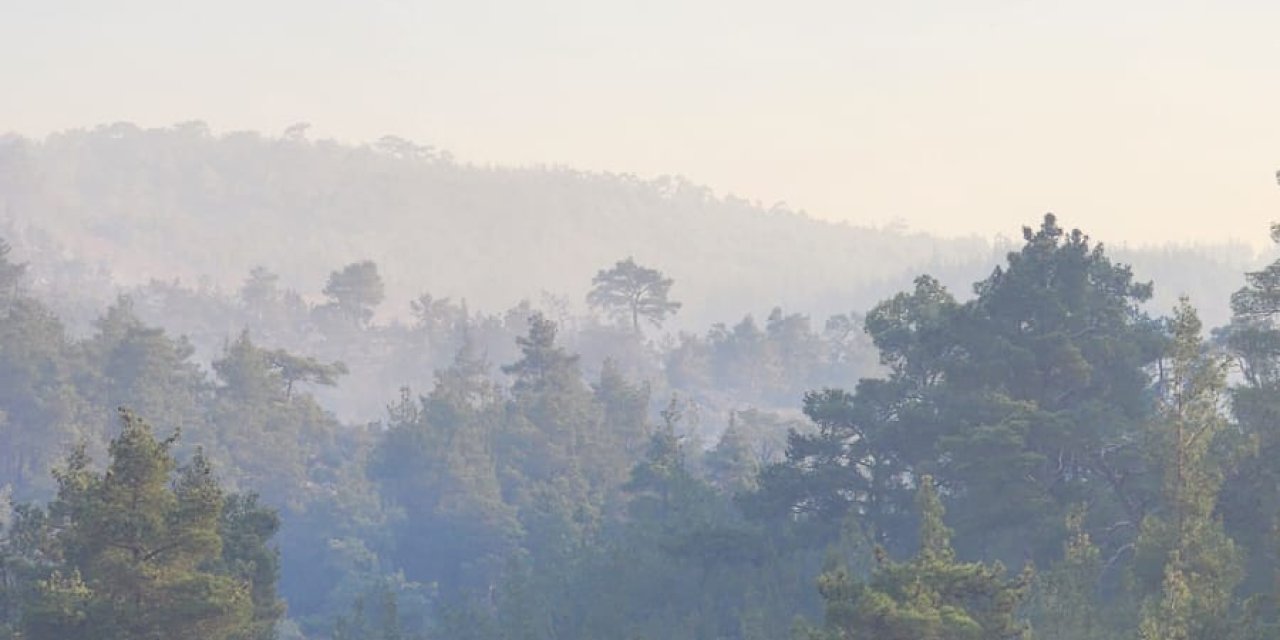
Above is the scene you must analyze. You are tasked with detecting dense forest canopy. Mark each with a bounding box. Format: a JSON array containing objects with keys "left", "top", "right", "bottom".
[
  {"left": 0, "top": 124, "right": 1267, "bottom": 423},
  {"left": 1, "top": 125, "right": 1280, "bottom": 640}
]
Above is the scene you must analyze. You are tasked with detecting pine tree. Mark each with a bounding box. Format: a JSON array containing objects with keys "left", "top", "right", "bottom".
[
  {"left": 1218, "top": 222, "right": 1280, "bottom": 606},
  {"left": 586, "top": 257, "right": 681, "bottom": 334},
  {"left": 219, "top": 493, "right": 286, "bottom": 640},
  {"left": 20, "top": 410, "right": 261, "bottom": 640},
  {"left": 1134, "top": 299, "right": 1242, "bottom": 640},
  {"left": 1030, "top": 506, "right": 1113, "bottom": 640},
  {"left": 371, "top": 340, "right": 517, "bottom": 596},
  {"left": 705, "top": 412, "right": 760, "bottom": 494},
  {"left": 810, "top": 476, "right": 1030, "bottom": 640},
  {"left": 321, "top": 260, "right": 385, "bottom": 328},
  {"left": 0, "top": 238, "right": 26, "bottom": 308}
]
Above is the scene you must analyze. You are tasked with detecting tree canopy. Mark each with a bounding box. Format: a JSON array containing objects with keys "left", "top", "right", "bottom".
[
  {"left": 9, "top": 410, "right": 280, "bottom": 640},
  {"left": 587, "top": 257, "right": 682, "bottom": 333},
  {"left": 1, "top": 213, "right": 1278, "bottom": 640}
]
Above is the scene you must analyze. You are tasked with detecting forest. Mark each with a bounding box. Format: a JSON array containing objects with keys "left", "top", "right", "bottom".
[{"left": 1, "top": 127, "right": 1280, "bottom": 639}]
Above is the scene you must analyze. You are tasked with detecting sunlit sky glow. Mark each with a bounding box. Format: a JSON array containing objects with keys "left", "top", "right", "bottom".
[{"left": 3, "top": 0, "right": 1278, "bottom": 245}]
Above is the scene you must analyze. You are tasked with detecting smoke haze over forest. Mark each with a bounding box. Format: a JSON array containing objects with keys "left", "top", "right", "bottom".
[
  {"left": 3, "top": 3, "right": 1280, "bottom": 640},
  {"left": 4, "top": 1, "right": 1279, "bottom": 245}
]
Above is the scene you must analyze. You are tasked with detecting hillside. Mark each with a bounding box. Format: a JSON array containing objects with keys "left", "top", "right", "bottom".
[{"left": 0, "top": 123, "right": 1265, "bottom": 334}]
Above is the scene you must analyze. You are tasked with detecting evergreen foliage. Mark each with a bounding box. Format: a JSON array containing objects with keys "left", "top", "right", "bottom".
[
  {"left": 12, "top": 410, "right": 280, "bottom": 640},
  {"left": 587, "top": 257, "right": 682, "bottom": 333},
  {"left": 1, "top": 213, "right": 1279, "bottom": 640}
]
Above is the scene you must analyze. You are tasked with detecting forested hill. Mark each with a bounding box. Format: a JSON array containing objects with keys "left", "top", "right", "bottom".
[
  {"left": 0, "top": 123, "right": 1261, "bottom": 332},
  {"left": 5, "top": 124, "right": 1280, "bottom": 640}
]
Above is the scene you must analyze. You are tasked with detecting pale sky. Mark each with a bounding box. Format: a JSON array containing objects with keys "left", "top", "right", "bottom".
[{"left": 2, "top": 0, "right": 1278, "bottom": 246}]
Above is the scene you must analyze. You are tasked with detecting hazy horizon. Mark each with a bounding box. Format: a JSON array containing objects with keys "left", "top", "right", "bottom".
[
  {"left": 4, "top": 1, "right": 1279, "bottom": 247},
  {"left": 7, "top": 5, "right": 1280, "bottom": 639}
]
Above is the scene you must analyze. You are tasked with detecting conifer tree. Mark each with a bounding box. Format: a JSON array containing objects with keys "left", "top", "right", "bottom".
[
  {"left": 1030, "top": 507, "right": 1113, "bottom": 640},
  {"left": 586, "top": 257, "right": 681, "bottom": 334},
  {"left": 321, "top": 260, "right": 385, "bottom": 328},
  {"left": 1135, "top": 299, "right": 1242, "bottom": 640},
  {"left": 1218, "top": 222, "right": 1280, "bottom": 603},
  {"left": 22, "top": 410, "right": 262, "bottom": 640},
  {"left": 705, "top": 412, "right": 760, "bottom": 494},
  {"left": 809, "top": 476, "right": 1030, "bottom": 640}
]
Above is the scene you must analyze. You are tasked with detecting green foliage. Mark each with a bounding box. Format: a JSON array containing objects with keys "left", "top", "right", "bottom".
[
  {"left": 321, "top": 261, "right": 386, "bottom": 328},
  {"left": 219, "top": 493, "right": 286, "bottom": 640},
  {"left": 0, "top": 239, "right": 26, "bottom": 306},
  {"left": 587, "top": 257, "right": 682, "bottom": 333},
  {"left": 757, "top": 214, "right": 1166, "bottom": 567},
  {"left": 239, "top": 266, "right": 281, "bottom": 318},
  {"left": 1217, "top": 225, "right": 1280, "bottom": 607},
  {"left": 4, "top": 213, "right": 1280, "bottom": 640},
  {"left": 371, "top": 348, "right": 518, "bottom": 595},
  {"left": 0, "top": 294, "right": 83, "bottom": 496},
  {"left": 748, "top": 386, "right": 912, "bottom": 549},
  {"left": 593, "top": 358, "right": 652, "bottom": 462},
  {"left": 1133, "top": 300, "right": 1243, "bottom": 640},
  {"left": 1026, "top": 507, "right": 1116, "bottom": 640},
  {"left": 266, "top": 348, "right": 349, "bottom": 401},
  {"left": 704, "top": 413, "right": 760, "bottom": 494},
  {"left": 502, "top": 312, "right": 582, "bottom": 395},
  {"left": 807, "top": 476, "right": 1030, "bottom": 640},
  {"left": 14, "top": 410, "right": 280, "bottom": 640},
  {"left": 330, "top": 576, "right": 431, "bottom": 640},
  {"left": 208, "top": 331, "right": 347, "bottom": 508},
  {"left": 85, "top": 297, "right": 210, "bottom": 446}
]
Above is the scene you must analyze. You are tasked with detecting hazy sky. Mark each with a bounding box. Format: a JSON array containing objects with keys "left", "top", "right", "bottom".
[{"left": 3, "top": 0, "right": 1278, "bottom": 246}]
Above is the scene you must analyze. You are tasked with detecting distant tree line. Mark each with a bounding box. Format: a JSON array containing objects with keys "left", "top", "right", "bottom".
[{"left": 3, "top": 213, "right": 1280, "bottom": 639}]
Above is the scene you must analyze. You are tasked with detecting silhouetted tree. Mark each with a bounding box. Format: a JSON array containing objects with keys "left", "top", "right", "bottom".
[
  {"left": 587, "top": 258, "right": 681, "bottom": 334},
  {"left": 323, "top": 261, "right": 385, "bottom": 327}
]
